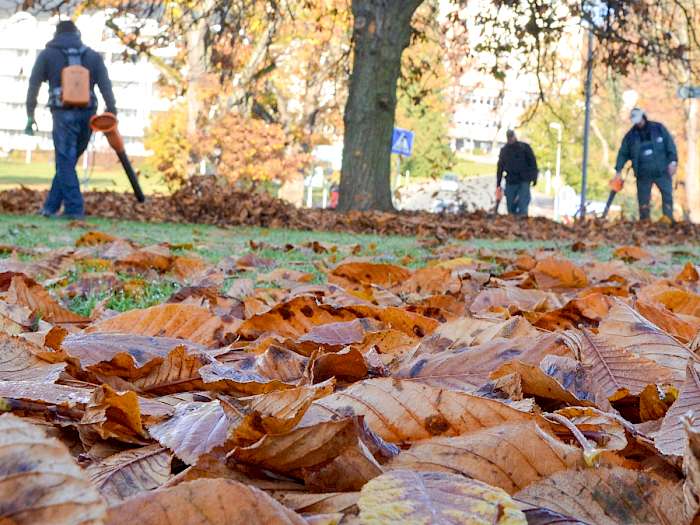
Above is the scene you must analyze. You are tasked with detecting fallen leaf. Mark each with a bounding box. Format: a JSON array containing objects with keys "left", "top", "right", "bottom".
[
  {"left": 0, "top": 413, "right": 106, "bottom": 524},
  {"left": 357, "top": 470, "right": 526, "bottom": 524},
  {"left": 85, "top": 303, "right": 224, "bottom": 347},
  {"left": 105, "top": 479, "right": 306, "bottom": 525},
  {"left": 389, "top": 420, "right": 583, "bottom": 494},
  {"left": 531, "top": 257, "right": 588, "bottom": 290},
  {"left": 328, "top": 262, "right": 411, "bottom": 289},
  {"left": 656, "top": 363, "right": 700, "bottom": 456},
  {"left": 6, "top": 274, "right": 89, "bottom": 325},
  {"left": 87, "top": 444, "right": 172, "bottom": 504},
  {"left": 76, "top": 230, "right": 118, "bottom": 246},
  {"left": 515, "top": 466, "right": 684, "bottom": 525},
  {"left": 613, "top": 245, "right": 654, "bottom": 262}
]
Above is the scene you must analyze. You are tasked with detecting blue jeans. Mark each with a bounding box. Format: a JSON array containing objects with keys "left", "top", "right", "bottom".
[
  {"left": 636, "top": 171, "right": 673, "bottom": 220},
  {"left": 505, "top": 180, "right": 531, "bottom": 216},
  {"left": 44, "top": 108, "right": 95, "bottom": 216}
]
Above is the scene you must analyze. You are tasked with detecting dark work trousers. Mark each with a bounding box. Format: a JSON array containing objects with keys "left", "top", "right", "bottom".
[
  {"left": 635, "top": 171, "right": 673, "bottom": 220},
  {"left": 43, "top": 108, "right": 95, "bottom": 217},
  {"left": 505, "top": 180, "right": 531, "bottom": 217}
]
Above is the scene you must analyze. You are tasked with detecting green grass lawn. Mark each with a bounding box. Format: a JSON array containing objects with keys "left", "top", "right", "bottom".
[
  {"left": 2, "top": 213, "right": 698, "bottom": 316},
  {"left": 0, "top": 159, "right": 169, "bottom": 195},
  {"left": 452, "top": 158, "right": 496, "bottom": 178}
]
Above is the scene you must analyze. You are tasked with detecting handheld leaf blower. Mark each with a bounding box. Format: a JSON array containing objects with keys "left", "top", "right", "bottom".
[
  {"left": 601, "top": 168, "right": 629, "bottom": 219},
  {"left": 89, "top": 112, "right": 145, "bottom": 203}
]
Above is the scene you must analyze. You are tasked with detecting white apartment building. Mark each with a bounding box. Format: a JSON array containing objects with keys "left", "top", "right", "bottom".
[
  {"left": 441, "top": 0, "right": 583, "bottom": 156},
  {"left": 0, "top": 11, "right": 168, "bottom": 156}
]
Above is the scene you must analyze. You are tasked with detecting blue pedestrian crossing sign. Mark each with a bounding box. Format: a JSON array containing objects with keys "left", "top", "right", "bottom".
[{"left": 391, "top": 128, "right": 414, "bottom": 157}]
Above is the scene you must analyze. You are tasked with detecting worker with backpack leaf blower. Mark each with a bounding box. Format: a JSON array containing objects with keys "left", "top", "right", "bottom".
[
  {"left": 610, "top": 108, "right": 678, "bottom": 222},
  {"left": 24, "top": 20, "right": 118, "bottom": 219}
]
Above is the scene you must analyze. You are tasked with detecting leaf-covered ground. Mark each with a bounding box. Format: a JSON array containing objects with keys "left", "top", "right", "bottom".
[{"left": 1, "top": 213, "right": 700, "bottom": 524}]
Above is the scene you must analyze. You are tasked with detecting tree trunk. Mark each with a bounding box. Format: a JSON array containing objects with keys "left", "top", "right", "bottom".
[
  {"left": 686, "top": 98, "right": 700, "bottom": 222},
  {"left": 338, "top": 0, "right": 423, "bottom": 212}
]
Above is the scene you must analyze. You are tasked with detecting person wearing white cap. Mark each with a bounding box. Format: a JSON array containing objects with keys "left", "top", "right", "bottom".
[{"left": 612, "top": 108, "right": 678, "bottom": 221}]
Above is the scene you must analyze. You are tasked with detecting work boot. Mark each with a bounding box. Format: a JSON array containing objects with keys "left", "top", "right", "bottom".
[{"left": 38, "top": 208, "right": 57, "bottom": 218}]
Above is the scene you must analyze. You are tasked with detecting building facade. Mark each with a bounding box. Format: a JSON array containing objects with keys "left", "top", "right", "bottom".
[{"left": 0, "top": 11, "right": 167, "bottom": 156}]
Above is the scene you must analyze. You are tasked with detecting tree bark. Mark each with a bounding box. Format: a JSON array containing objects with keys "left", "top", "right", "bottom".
[{"left": 338, "top": 0, "right": 423, "bottom": 212}]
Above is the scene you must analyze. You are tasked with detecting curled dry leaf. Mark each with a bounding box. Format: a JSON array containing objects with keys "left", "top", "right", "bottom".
[
  {"left": 311, "top": 346, "right": 387, "bottom": 383},
  {"left": 230, "top": 416, "right": 397, "bottom": 491},
  {"left": 656, "top": 364, "right": 700, "bottom": 456},
  {"left": 0, "top": 333, "right": 66, "bottom": 382},
  {"left": 81, "top": 385, "right": 149, "bottom": 444},
  {"left": 200, "top": 346, "right": 308, "bottom": 395},
  {"left": 149, "top": 400, "right": 231, "bottom": 464},
  {"left": 635, "top": 300, "right": 700, "bottom": 344},
  {"left": 470, "top": 286, "right": 561, "bottom": 314},
  {"left": 299, "top": 377, "right": 534, "bottom": 444},
  {"left": 531, "top": 257, "right": 588, "bottom": 290},
  {"left": 598, "top": 298, "right": 694, "bottom": 380},
  {"left": 677, "top": 261, "right": 700, "bottom": 283},
  {"left": 357, "top": 470, "right": 526, "bottom": 524},
  {"left": 683, "top": 417, "right": 700, "bottom": 523},
  {"left": 87, "top": 444, "right": 172, "bottom": 504},
  {"left": 0, "top": 413, "right": 106, "bottom": 524},
  {"left": 6, "top": 274, "right": 89, "bottom": 325},
  {"left": 85, "top": 303, "right": 224, "bottom": 347},
  {"left": 574, "top": 328, "right": 674, "bottom": 403},
  {"left": 328, "top": 261, "right": 412, "bottom": 289},
  {"left": 613, "top": 245, "right": 654, "bottom": 262},
  {"left": 515, "top": 466, "right": 684, "bottom": 525},
  {"left": 654, "top": 288, "right": 700, "bottom": 317},
  {"left": 435, "top": 315, "right": 537, "bottom": 347},
  {"left": 105, "top": 478, "right": 306, "bottom": 525},
  {"left": 75, "top": 230, "right": 118, "bottom": 246},
  {"left": 389, "top": 421, "right": 583, "bottom": 494}
]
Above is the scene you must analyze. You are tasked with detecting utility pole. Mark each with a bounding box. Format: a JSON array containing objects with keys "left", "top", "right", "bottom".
[{"left": 580, "top": 27, "right": 594, "bottom": 220}]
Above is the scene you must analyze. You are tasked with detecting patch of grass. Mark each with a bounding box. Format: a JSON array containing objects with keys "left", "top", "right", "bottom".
[{"left": 68, "top": 279, "right": 180, "bottom": 317}]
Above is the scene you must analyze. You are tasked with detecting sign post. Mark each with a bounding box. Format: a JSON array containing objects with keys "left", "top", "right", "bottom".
[{"left": 391, "top": 128, "right": 414, "bottom": 186}]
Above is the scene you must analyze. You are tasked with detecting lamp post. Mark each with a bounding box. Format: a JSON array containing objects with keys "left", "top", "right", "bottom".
[{"left": 550, "top": 122, "right": 563, "bottom": 221}]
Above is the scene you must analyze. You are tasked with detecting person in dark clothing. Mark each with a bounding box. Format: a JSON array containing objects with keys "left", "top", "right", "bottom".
[
  {"left": 613, "top": 108, "right": 678, "bottom": 221},
  {"left": 496, "top": 130, "right": 539, "bottom": 216},
  {"left": 25, "top": 20, "right": 117, "bottom": 219}
]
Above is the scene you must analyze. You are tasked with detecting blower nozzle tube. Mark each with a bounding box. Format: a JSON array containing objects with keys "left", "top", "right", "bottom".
[{"left": 90, "top": 112, "right": 145, "bottom": 202}]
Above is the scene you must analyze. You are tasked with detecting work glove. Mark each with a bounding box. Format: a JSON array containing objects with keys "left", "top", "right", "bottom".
[
  {"left": 668, "top": 162, "right": 678, "bottom": 177},
  {"left": 24, "top": 117, "right": 36, "bottom": 136},
  {"left": 495, "top": 187, "right": 503, "bottom": 201}
]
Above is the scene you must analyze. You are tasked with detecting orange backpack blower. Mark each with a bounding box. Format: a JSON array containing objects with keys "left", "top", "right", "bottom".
[{"left": 90, "top": 113, "right": 145, "bottom": 202}]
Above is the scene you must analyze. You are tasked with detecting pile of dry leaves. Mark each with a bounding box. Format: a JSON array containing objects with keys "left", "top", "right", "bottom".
[
  {"left": 2, "top": 230, "right": 700, "bottom": 524},
  {"left": 2, "top": 177, "right": 700, "bottom": 244}
]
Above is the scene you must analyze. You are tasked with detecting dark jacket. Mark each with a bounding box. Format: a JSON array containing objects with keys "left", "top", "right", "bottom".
[
  {"left": 615, "top": 121, "right": 677, "bottom": 176},
  {"left": 26, "top": 32, "right": 117, "bottom": 117},
  {"left": 497, "top": 141, "right": 538, "bottom": 186}
]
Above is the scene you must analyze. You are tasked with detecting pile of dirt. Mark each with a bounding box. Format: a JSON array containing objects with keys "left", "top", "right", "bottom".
[{"left": 2, "top": 177, "right": 699, "bottom": 244}]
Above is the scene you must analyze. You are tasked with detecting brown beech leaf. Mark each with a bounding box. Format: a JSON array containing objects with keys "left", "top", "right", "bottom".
[
  {"left": 115, "top": 244, "right": 173, "bottom": 273},
  {"left": 228, "top": 380, "right": 336, "bottom": 444},
  {"left": 0, "top": 333, "right": 66, "bottom": 382},
  {"left": 311, "top": 347, "right": 387, "bottom": 383},
  {"left": 229, "top": 416, "right": 398, "bottom": 491},
  {"left": 0, "top": 413, "right": 106, "bottom": 524},
  {"left": 635, "top": 300, "right": 700, "bottom": 344},
  {"left": 357, "top": 470, "right": 526, "bottom": 524},
  {"left": 515, "top": 466, "right": 684, "bottom": 525},
  {"left": 237, "top": 296, "right": 358, "bottom": 340},
  {"left": 299, "top": 378, "right": 534, "bottom": 444},
  {"left": 200, "top": 347, "right": 308, "bottom": 395},
  {"left": 7, "top": 274, "right": 89, "bottom": 325},
  {"left": 597, "top": 298, "right": 694, "bottom": 380},
  {"left": 491, "top": 356, "right": 597, "bottom": 407},
  {"left": 396, "top": 267, "right": 461, "bottom": 297},
  {"left": 149, "top": 400, "right": 231, "bottom": 464},
  {"left": 105, "top": 479, "right": 306, "bottom": 525},
  {"left": 85, "top": 303, "right": 224, "bottom": 347},
  {"left": 683, "top": 418, "right": 700, "bottom": 523},
  {"left": 575, "top": 329, "right": 674, "bottom": 403},
  {"left": 470, "top": 286, "right": 562, "bottom": 314},
  {"left": 170, "top": 255, "right": 209, "bottom": 282},
  {"left": 75, "top": 230, "right": 118, "bottom": 246},
  {"left": 530, "top": 257, "right": 588, "bottom": 290},
  {"left": 81, "top": 385, "right": 149, "bottom": 444},
  {"left": 654, "top": 288, "right": 700, "bottom": 317},
  {"left": 328, "top": 261, "right": 412, "bottom": 288},
  {"left": 270, "top": 491, "right": 358, "bottom": 516},
  {"left": 296, "top": 318, "right": 383, "bottom": 348},
  {"left": 60, "top": 332, "right": 207, "bottom": 378},
  {"left": 435, "top": 315, "right": 537, "bottom": 347},
  {"left": 87, "top": 444, "right": 172, "bottom": 504},
  {"left": 388, "top": 421, "right": 583, "bottom": 494},
  {"left": 0, "top": 380, "right": 91, "bottom": 417},
  {"left": 613, "top": 245, "right": 654, "bottom": 262},
  {"left": 656, "top": 364, "right": 700, "bottom": 456},
  {"left": 342, "top": 305, "right": 439, "bottom": 338},
  {"left": 677, "top": 261, "right": 700, "bottom": 283},
  {"left": 130, "top": 345, "right": 213, "bottom": 394},
  {"left": 396, "top": 332, "right": 574, "bottom": 391}
]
